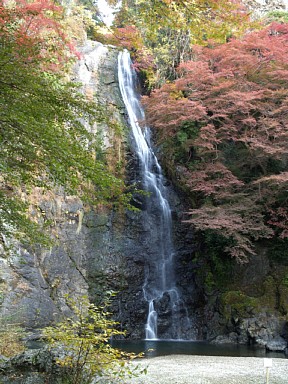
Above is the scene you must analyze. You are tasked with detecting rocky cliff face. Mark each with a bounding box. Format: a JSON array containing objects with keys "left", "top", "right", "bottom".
[
  {"left": 0, "top": 42, "right": 129, "bottom": 331},
  {"left": 193, "top": 245, "right": 288, "bottom": 351},
  {"left": 0, "top": 42, "right": 199, "bottom": 340}
]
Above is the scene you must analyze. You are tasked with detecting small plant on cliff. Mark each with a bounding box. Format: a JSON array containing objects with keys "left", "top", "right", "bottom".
[
  {"left": 0, "top": 320, "right": 26, "bottom": 357},
  {"left": 44, "top": 295, "right": 145, "bottom": 384}
]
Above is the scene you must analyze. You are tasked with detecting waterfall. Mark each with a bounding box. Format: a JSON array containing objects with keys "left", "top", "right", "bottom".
[{"left": 118, "top": 50, "right": 193, "bottom": 340}]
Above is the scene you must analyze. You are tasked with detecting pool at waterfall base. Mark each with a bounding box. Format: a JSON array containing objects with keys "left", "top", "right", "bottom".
[{"left": 111, "top": 339, "right": 288, "bottom": 359}]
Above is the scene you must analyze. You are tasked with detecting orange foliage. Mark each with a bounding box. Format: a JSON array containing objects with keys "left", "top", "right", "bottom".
[{"left": 0, "top": 0, "right": 79, "bottom": 71}]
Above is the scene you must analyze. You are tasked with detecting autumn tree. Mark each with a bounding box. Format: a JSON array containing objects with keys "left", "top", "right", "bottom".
[
  {"left": 143, "top": 22, "right": 288, "bottom": 262},
  {"left": 113, "top": 0, "right": 256, "bottom": 87},
  {"left": 44, "top": 295, "right": 145, "bottom": 384},
  {"left": 0, "top": 0, "right": 125, "bottom": 246}
]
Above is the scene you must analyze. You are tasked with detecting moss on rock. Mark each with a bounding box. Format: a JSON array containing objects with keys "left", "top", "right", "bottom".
[{"left": 221, "top": 290, "right": 258, "bottom": 319}]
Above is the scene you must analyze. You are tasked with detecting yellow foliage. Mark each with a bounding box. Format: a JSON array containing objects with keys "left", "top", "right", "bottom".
[{"left": 43, "top": 295, "right": 146, "bottom": 384}]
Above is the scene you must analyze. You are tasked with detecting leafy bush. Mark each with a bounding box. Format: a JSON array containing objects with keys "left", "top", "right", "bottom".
[{"left": 44, "top": 295, "right": 146, "bottom": 384}]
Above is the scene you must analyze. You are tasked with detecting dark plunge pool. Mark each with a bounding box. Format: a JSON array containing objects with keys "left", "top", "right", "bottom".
[{"left": 111, "top": 339, "right": 287, "bottom": 359}]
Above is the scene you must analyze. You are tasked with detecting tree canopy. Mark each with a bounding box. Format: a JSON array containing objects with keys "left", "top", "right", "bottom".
[
  {"left": 44, "top": 295, "right": 145, "bottom": 384},
  {"left": 110, "top": 0, "right": 257, "bottom": 87}
]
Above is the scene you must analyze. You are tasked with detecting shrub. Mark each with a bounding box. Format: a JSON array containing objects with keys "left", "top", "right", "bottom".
[{"left": 44, "top": 295, "right": 146, "bottom": 384}]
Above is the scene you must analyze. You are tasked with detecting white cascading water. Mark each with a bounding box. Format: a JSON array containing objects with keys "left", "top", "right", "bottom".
[{"left": 118, "top": 50, "right": 192, "bottom": 340}]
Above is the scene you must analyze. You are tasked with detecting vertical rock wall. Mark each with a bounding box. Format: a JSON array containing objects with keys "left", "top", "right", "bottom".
[
  {"left": 0, "top": 41, "right": 201, "bottom": 340},
  {"left": 0, "top": 43, "right": 130, "bottom": 331}
]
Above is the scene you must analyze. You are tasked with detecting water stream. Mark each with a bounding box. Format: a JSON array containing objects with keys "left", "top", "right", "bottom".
[{"left": 118, "top": 50, "right": 193, "bottom": 340}]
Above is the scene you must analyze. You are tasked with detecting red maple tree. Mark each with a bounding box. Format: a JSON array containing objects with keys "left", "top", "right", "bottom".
[
  {"left": 143, "top": 23, "right": 288, "bottom": 261},
  {"left": 0, "top": 0, "right": 79, "bottom": 71}
]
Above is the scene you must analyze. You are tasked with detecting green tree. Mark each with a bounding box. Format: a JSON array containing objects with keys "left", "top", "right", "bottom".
[
  {"left": 113, "top": 0, "right": 258, "bottom": 86},
  {"left": 0, "top": 0, "right": 126, "bottom": 247},
  {"left": 44, "top": 295, "right": 145, "bottom": 384},
  {"left": 121, "top": 0, "right": 252, "bottom": 43}
]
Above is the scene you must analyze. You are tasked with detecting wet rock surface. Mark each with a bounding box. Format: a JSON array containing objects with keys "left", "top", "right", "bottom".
[{"left": 266, "top": 337, "right": 287, "bottom": 352}]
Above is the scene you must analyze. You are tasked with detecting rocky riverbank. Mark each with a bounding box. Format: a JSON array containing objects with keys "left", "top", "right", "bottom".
[{"left": 129, "top": 354, "right": 288, "bottom": 384}]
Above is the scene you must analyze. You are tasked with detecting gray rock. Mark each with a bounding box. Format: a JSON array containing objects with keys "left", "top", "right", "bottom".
[
  {"left": 211, "top": 333, "right": 238, "bottom": 344},
  {"left": 244, "top": 0, "right": 287, "bottom": 17},
  {"left": 0, "top": 347, "right": 73, "bottom": 384},
  {"left": 266, "top": 336, "right": 287, "bottom": 352},
  {"left": 232, "top": 312, "right": 283, "bottom": 348}
]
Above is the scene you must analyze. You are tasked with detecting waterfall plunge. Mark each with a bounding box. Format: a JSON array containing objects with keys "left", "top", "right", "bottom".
[{"left": 118, "top": 50, "right": 194, "bottom": 340}]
